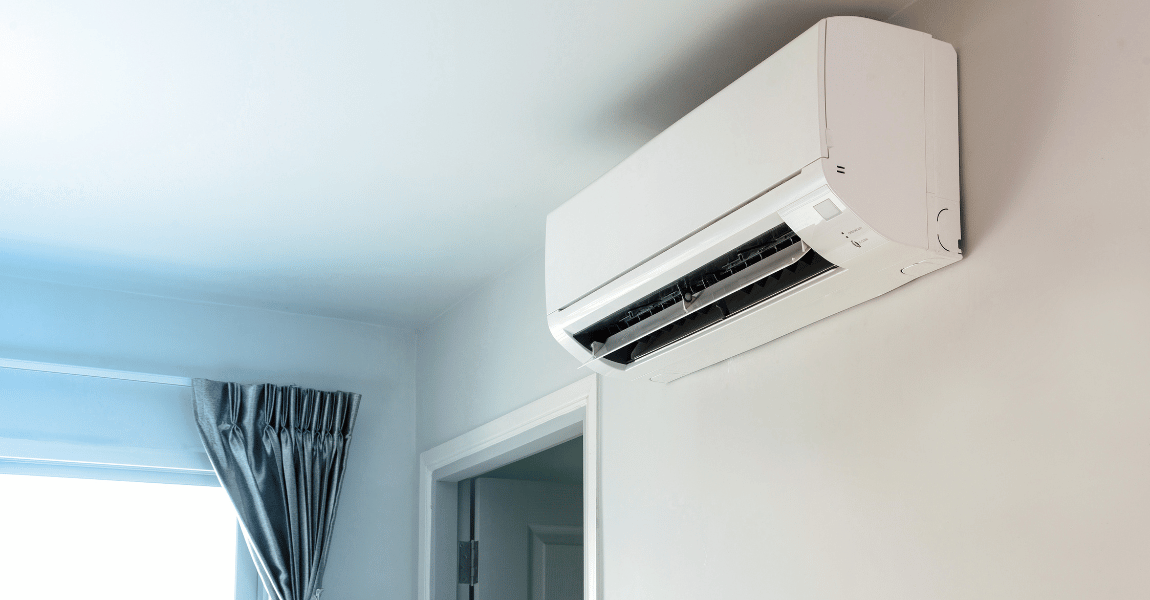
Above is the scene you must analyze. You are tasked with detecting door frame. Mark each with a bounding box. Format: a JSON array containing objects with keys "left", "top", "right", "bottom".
[{"left": 417, "top": 375, "right": 600, "bottom": 600}]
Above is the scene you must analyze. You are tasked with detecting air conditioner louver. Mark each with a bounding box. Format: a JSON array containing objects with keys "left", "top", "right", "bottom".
[{"left": 573, "top": 223, "right": 838, "bottom": 365}]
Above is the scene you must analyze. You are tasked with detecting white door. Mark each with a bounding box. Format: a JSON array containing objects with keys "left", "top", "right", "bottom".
[
  {"left": 529, "top": 524, "right": 583, "bottom": 600},
  {"left": 470, "top": 478, "right": 582, "bottom": 600}
]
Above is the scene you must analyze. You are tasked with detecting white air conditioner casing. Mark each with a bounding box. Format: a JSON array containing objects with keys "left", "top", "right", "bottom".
[{"left": 545, "top": 17, "right": 961, "bottom": 382}]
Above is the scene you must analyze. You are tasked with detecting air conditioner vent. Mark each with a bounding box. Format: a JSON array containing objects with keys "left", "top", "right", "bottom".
[{"left": 573, "top": 223, "right": 837, "bottom": 365}]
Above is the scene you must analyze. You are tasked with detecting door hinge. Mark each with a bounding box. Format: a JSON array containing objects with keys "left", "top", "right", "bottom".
[{"left": 458, "top": 540, "right": 479, "bottom": 585}]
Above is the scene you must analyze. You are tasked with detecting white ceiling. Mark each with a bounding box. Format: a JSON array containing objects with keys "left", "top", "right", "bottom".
[{"left": 0, "top": 0, "right": 908, "bottom": 326}]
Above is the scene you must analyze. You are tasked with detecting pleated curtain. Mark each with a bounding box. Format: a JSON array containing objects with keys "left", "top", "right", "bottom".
[{"left": 193, "top": 379, "right": 361, "bottom": 600}]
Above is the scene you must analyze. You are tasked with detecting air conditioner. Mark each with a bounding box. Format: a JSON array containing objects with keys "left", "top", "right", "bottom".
[{"left": 545, "top": 17, "right": 961, "bottom": 382}]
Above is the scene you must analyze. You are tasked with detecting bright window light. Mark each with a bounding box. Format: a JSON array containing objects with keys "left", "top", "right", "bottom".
[{"left": 0, "top": 474, "right": 238, "bottom": 599}]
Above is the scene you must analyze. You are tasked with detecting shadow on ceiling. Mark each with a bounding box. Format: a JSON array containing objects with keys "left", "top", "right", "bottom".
[{"left": 593, "top": 2, "right": 900, "bottom": 141}]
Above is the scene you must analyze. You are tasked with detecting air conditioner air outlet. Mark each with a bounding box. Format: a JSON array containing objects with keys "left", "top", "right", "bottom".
[
  {"left": 613, "top": 251, "right": 836, "bottom": 365},
  {"left": 573, "top": 221, "right": 838, "bottom": 366}
]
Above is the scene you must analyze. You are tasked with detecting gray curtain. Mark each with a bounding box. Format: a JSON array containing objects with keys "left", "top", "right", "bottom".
[{"left": 192, "top": 379, "right": 361, "bottom": 600}]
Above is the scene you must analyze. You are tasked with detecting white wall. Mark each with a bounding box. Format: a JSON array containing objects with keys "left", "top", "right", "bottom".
[
  {"left": 416, "top": 251, "right": 586, "bottom": 450},
  {"left": 0, "top": 276, "right": 418, "bottom": 600},
  {"left": 417, "top": 0, "right": 1150, "bottom": 597}
]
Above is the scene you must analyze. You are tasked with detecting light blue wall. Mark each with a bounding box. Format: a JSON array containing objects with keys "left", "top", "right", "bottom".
[
  {"left": 416, "top": 0, "right": 1150, "bottom": 597},
  {"left": 0, "top": 275, "right": 418, "bottom": 600}
]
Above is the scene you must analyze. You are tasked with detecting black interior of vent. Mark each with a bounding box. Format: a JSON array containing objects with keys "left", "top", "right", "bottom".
[{"left": 572, "top": 222, "right": 836, "bottom": 365}]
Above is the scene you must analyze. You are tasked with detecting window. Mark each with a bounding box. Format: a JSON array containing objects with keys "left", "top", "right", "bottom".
[
  {"left": 0, "top": 362, "right": 265, "bottom": 600},
  {"left": 0, "top": 473, "right": 238, "bottom": 598}
]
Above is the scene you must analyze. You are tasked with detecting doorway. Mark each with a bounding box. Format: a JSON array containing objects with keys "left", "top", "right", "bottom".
[
  {"left": 418, "top": 376, "right": 599, "bottom": 600},
  {"left": 459, "top": 437, "right": 584, "bottom": 600}
]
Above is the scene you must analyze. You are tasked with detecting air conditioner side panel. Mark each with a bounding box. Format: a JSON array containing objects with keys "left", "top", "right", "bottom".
[
  {"left": 928, "top": 38, "right": 960, "bottom": 204},
  {"left": 545, "top": 23, "right": 826, "bottom": 314}
]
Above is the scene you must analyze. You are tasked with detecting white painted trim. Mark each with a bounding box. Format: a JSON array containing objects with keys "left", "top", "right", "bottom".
[
  {"left": 582, "top": 374, "right": 602, "bottom": 600},
  {"left": 418, "top": 375, "right": 599, "bottom": 600},
  {"left": 0, "top": 357, "right": 192, "bottom": 387}
]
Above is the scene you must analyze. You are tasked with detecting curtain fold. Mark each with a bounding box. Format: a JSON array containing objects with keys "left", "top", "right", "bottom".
[{"left": 192, "top": 379, "right": 361, "bottom": 600}]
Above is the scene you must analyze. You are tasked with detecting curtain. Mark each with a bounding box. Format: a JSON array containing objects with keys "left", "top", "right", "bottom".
[{"left": 192, "top": 379, "right": 361, "bottom": 600}]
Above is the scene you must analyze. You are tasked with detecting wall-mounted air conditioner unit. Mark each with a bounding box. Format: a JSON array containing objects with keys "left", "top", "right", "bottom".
[{"left": 545, "top": 17, "right": 961, "bottom": 382}]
